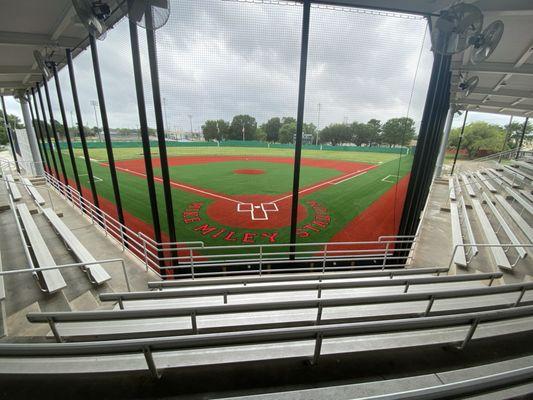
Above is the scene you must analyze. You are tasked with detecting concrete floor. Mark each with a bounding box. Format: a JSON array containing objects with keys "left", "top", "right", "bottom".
[{"left": 0, "top": 159, "right": 159, "bottom": 336}]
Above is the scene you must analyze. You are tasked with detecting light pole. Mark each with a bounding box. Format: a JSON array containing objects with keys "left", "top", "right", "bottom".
[
  {"left": 188, "top": 114, "right": 193, "bottom": 137},
  {"left": 316, "top": 103, "right": 321, "bottom": 146},
  {"left": 163, "top": 97, "right": 169, "bottom": 137},
  {"left": 90, "top": 100, "right": 101, "bottom": 142}
]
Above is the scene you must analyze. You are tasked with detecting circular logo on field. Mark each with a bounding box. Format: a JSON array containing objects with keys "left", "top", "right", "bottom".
[{"left": 181, "top": 199, "right": 331, "bottom": 244}]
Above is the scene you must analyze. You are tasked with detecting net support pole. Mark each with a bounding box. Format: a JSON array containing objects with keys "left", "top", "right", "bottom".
[
  {"left": 289, "top": 0, "right": 311, "bottom": 260},
  {"left": 42, "top": 75, "right": 69, "bottom": 185},
  {"left": 450, "top": 109, "right": 468, "bottom": 176},
  {"left": 499, "top": 115, "right": 513, "bottom": 163},
  {"left": 146, "top": 6, "right": 179, "bottom": 269},
  {"left": 66, "top": 48, "right": 100, "bottom": 209},
  {"left": 36, "top": 83, "right": 60, "bottom": 181},
  {"left": 89, "top": 34, "right": 125, "bottom": 225},
  {"left": 1, "top": 95, "right": 20, "bottom": 173},
  {"left": 30, "top": 88, "right": 51, "bottom": 174},
  {"left": 52, "top": 64, "right": 82, "bottom": 195},
  {"left": 129, "top": 19, "right": 163, "bottom": 261},
  {"left": 515, "top": 117, "right": 529, "bottom": 160}
]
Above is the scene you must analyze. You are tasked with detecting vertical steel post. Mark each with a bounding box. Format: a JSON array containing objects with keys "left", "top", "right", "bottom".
[
  {"left": 145, "top": 6, "right": 179, "bottom": 267},
  {"left": 289, "top": 0, "right": 311, "bottom": 258},
  {"left": 36, "top": 84, "right": 60, "bottom": 180},
  {"left": 89, "top": 34, "right": 125, "bottom": 225},
  {"left": 129, "top": 19, "right": 163, "bottom": 260},
  {"left": 450, "top": 110, "right": 468, "bottom": 176},
  {"left": 52, "top": 64, "right": 82, "bottom": 195},
  {"left": 66, "top": 49, "right": 100, "bottom": 209},
  {"left": 499, "top": 115, "right": 513, "bottom": 163},
  {"left": 515, "top": 117, "right": 529, "bottom": 160},
  {"left": 1, "top": 95, "right": 20, "bottom": 173},
  {"left": 26, "top": 91, "right": 47, "bottom": 173},
  {"left": 30, "top": 88, "right": 52, "bottom": 173},
  {"left": 42, "top": 76, "right": 69, "bottom": 185}
]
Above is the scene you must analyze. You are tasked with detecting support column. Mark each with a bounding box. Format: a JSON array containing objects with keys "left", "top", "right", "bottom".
[
  {"left": 434, "top": 106, "right": 454, "bottom": 178},
  {"left": 1, "top": 95, "right": 20, "bottom": 173},
  {"left": 19, "top": 95, "right": 44, "bottom": 176},
  {"left": 516, "top": 117, "right": 530, "bottom": 160}
]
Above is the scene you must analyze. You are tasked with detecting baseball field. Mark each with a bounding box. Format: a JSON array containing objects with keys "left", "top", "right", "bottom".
[{"left": 44, "top": 144, "right": 413, "bottom": 248}]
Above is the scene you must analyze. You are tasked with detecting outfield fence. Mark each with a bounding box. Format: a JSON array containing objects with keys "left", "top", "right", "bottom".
[{"left": 59, "top": 139, "right": 410, "bottom": 154}]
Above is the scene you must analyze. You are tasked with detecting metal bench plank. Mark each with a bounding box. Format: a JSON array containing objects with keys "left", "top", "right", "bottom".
[
  {"left": 450, "top": 202, "right": 467, "bottom": 267},
  {"left": 21, "top": 178, "right": 45, "bottom": 206},
  {"left": 494, "top": 194, "right": 533, "bottom": 243},
  {"left": 505, "top": 187, "right": 533, "bottom": 216},
  {"left": 42, "top": 208, "right": 110, "bottom": 285},
  {"left": 16, "top": 204, "right": 66, "bottom": 293},
  {"left": 5, "top": 175, "right": 21, "bottom": 201},
  {"left": 471, "top": 199, "right": 512, "bottom": 270}
]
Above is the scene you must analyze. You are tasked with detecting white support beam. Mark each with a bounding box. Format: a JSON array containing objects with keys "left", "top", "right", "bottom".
[
  {"left": 452, "top": 87, "right": 533, "bottom": 99},
  {"left": 451, "top": 62, "right": 533, "bottom": 76},
  {"left": 0, "top": 80, "right": 39, "bottom": 89},
  {"left": 454, "top": 99, "right": 533, "bottom": 113},
  {"left": 0, "top": 31, "right": 81, "bottom": 48}
]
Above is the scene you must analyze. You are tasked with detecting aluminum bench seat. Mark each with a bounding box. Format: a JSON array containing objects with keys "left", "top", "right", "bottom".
[
  {"left": 2, "top": 306, "right": 533, "bottom": 375},
  {"left": 449, "top": 177, "right": 456, "bottom": 201},
  {"left": 492, "top": 169, "right": 521, "bottom": 188},
  {"left": 505, "top": 187, "right": 533, "bottom": 216},
  {"left": 450, "top": 202, "right": 467, "bottom": 267},
  {"left": 505, "top": 165, "right": 533, "bottom": 181},
  {"left": 459, "top": 197, "right": 478, "bottom": 257},
  {"left": 16, "top": 204, "right": 66, "bottom": 293},
  {"left": 5, "top": 174, "right": 21, "bottom": 201},
  {"left": 471, "top": 199, "right": 512, "bottom": 270},
  {"left": 512, "top": 160, "right": 533, "bottom": 174},
  {"left": 494, "top": 194, "right": 533, "bottom": 242},
  {"left": 21, "top": 177, "right": 45, "bottom": 205},
  {"left": 519, "top": 189, "right": 533, "bottom": 203},
  {"left": 147, "top": 267, "right": 448, "bottom": 291},
  {"left": 41, "top": 208, "right": 111, "bottom": 285},
  {"left": 475, "top": 171, "right": 497, "bottom": 193},
  {"left": 31, "top": 284, "right": 533, "bottom": 341},
  {"left": 482, "top": 193, "right": 527, "bottom": 260},
  {"left": 484, "top": 168, "right": 503, "bottom": 186},
  {"left": 460, "top": 174, "right": 476, "bottom": 197}
]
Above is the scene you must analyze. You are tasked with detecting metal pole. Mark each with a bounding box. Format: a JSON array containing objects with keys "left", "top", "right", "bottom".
[
  {"left": 30, "top": 88, "right": 52, "bottom": 174},
  {"left": 52, "top": 64, "right": 82, "bottom": 195},
  {"left": 89, "top": 34, "right": 125, "bottom": 225},
  {"left": 26, "top": 91, "right": 47, "bottom": 173},
  {"left": 316, "top": 103, "right": 321, "bottom": 146},
  {"left": 289, "top": 0, "right": 311, "bottom": 258},
  {"left": 36, "top": 83, "right": 60, "bottom": 181},
  {"left": 434, "top": 106, "right": 454, "bottom": 177},
  {"left": 66, "top": 48, "right": 100, "bottom": 209},
  {"left": 42, "top": 75, "right": 69, "bottom": 185},
  {"left": 129, "top": 19, "right": 163, "bottom": 258},
  {"left": 1, "top": 95, "right": 20, "bottom": 173},
  {"left": 450, "top": 110, "right": 468, "bottom": 176},
  {"left": 515, "top": 117, "right": 529, "bottom": 160},
  {"left": 145, "top": 6, "right": 179, "bottom": 269},
  {"left": 499, "top": 115, "right": 513, "bottom": 163}
]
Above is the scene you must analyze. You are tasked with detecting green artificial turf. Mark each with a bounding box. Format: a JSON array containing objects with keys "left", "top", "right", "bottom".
[
  {"left": 159, "top": 161, "right": 340, "bottom": 195},
  {"left": 45, "top": 144, "right": 413, "bottom": 251}
]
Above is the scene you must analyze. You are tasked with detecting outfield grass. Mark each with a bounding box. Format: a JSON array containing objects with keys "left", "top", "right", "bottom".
[
  {"left": 73, "top": 145, "right": 401, "bottom": 164},
  {"left": 159, "top": 161, "right": 340, "bottom": 195},
  {"left": 46, "top": 144, "right": 413, "bottom": 249}
]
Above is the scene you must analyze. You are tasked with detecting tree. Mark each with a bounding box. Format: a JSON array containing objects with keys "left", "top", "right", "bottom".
[
  {"left": 1, "top": 112, "right": 24, "bottom": 145},
  {"left": 229, "top": 115, "right": 257, "bottom": 141},
  {"left": 504, "top": 121, "right": 533, "bottom": 148},
  {"left": 367, "top": 119, "right": 382, "bottom": 145},
  {"left": 381, "top": 117, "right": 415, "bottom": 146},
  {"left": 448, "top": 121, "right": 505, "bottom": 158},
  {"left": 281, "top": 117, "right": 296, "bottom": 126},
  {"left": 202, "top": 119, "right": 229, "bottom": 141},
  {"left": 350, "top": 122, "right": 373, "bottom": 146},
  {"left": 319, "top": 123, "right": 351, "bottom": 146},
  {"left": 279, "top": 121, "right": 296, "bottom": 144},
  {"left": 261, "top": 117, "right": 282, "bottom": 142}
]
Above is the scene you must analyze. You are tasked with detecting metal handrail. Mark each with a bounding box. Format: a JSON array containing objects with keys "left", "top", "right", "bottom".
[
  {"left": 1, "top": 305, "right": 532, "bottom": 378},
  {"left": 448, "top": 243, "right": 533, "bottom": 271},
  {"left": 101, "top": 272, "right": 502, "bottom": 308},
  {"left": 147, "top": 266, "right": 449, "bottom": 288},
  {"left": 27, "top": 281, "right": 533, "bottom": 343}
]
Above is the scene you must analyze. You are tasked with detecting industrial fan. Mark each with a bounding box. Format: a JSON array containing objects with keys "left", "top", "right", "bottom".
[
  {"left": 120, "top": 0, "right": 170, "bottom": 30},
  {"left": 71, "top": 0, "right": 110, "bottom": 40}
]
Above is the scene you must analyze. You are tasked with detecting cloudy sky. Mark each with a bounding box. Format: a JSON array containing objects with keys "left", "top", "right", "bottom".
[{"left": 3, "top": 0, "right": 510, "bottom": 135}]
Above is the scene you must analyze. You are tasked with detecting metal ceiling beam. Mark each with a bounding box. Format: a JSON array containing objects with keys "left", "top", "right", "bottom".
[
  {"left": 0, "top": 80, "right": 38, "bottom": 89},
  {"left": 452, "top": 87, "right": 533, "bottom": 99},
  {"left": 0, "top": 31, "right": 81, "bottom": 48},
  {"left": 451, "top": 62, "right": 533, "bottom": 76},
  {"left": 0, "top": 66, "right": 38, "bottom": 75},
  {"left": 454, "top": 99, "right": 533, "bottom": 112}
]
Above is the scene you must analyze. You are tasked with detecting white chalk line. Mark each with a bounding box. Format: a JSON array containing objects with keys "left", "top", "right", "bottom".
[{"left": 381, "top": 174, "right": 399, "bottom": 183}]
